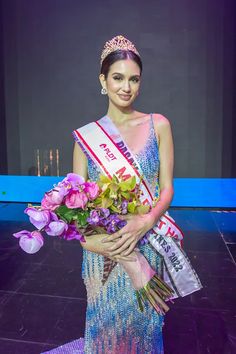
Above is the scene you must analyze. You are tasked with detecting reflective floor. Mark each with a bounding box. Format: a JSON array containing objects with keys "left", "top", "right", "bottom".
[{"left": 0, "top": 203, "right": 236, "bottom": 354}]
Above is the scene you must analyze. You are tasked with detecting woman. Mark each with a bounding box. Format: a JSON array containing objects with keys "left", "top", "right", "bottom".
[
  {"left": 74, "top": 35, "right": 174, "bottom": 354},
  {"left": 44, "top": 35, "right": 201, "bottom": 354}
]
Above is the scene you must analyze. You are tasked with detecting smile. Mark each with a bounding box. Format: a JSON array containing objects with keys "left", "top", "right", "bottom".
[{"left": 118, "top": 94, "right": 132, "bottom": 101}]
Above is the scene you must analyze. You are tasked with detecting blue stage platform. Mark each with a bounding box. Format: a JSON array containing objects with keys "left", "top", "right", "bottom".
[{"left": 0, "top": 176, "right": 235, "bottom": 208}]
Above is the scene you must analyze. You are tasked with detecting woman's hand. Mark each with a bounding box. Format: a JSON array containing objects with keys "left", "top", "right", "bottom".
[
  {"left": 81, "top": 233, "right": 136, "bottom": 262},
  {"left": 102, "top": 212, "right": 156, "bottom": 257}
]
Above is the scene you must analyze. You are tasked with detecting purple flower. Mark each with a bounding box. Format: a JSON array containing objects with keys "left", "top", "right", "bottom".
[
  {"left": 121, "top": 200, "right": 128, "bottom": 214},
  {"left": 87, "top": 210, "right": 100, "bottom": 225},
  {"left": 99, "top": 218, "right": 110, "bottom": 227},
  {"left": 117, "top": 220, "right": 127, "bottom": 229},
  {"left": 87, "top": 208, "right": 111, "bottom": 227},
  {"left": 100, "top": 208, "right": 110, "bottom": 218},
  {"left": 106, "top": 223, "right": 117, "bottom": 234},
  {"left": 13, "top": 230, "right": 44, "bottom": 254},
  {"left": 99, "top": 208, "right": 110, "bottom": 226},
  {"left": 45, "top": 219, "right": 68, "bottom": 236},
  {"left": 104, "top": 214, "right": 127, "bottom": 234},
  {"left": 59, "top": 173, "right": 85, "bottom": 190},
  {"left": 106, "top": 214, "right": 121, "bottom": 234},
  {"left": 62, "top": 224, "right": 85, "bottom": 242},
  {"left": 24, "top": 207, "right": 52, "bottom": 229}
]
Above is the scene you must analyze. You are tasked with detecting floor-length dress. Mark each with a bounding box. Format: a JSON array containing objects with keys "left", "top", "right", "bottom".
[
  {"left": 83, "top": 115, "right": 164, "bottom": 354},
  {"left": 43, "top": 114, "right": 165, "bottom": 354}
]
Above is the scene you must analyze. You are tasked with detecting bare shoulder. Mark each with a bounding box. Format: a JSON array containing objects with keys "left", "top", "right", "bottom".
[
  {"left": 151, "top": 114, "right": 172, "bottom": 143},
  {"left": 152, "top": 113, "right": 171, "bottom": 129}
]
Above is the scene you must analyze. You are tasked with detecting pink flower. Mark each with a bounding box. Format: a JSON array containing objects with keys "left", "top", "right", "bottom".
[
  {"left": 59, "top": 173, "right": 85, "bottom": 190},
  {"left": 13, "top": 230, "right": 44, "bottom": 254},
  {"left": 65, "top": 189, "right": 88, "bottom": 209},
  {"left": 84, "top": 182, "right": 100, "bottom": 200},
  {"left": 24, "top": 207, "right": 51, "bottom": 229},
  {"left": 41, "top": 186, "right": 66, "bottom": 211}
]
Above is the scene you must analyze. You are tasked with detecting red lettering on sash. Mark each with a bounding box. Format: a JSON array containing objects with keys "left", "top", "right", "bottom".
[
  {"left": 115, "top": 167, "right": 131, "bottom": 181},
  {"left": 100, "top": 144, "right": 106, "bottom": 148},
  {"left": 157, "top": 220, "right": 166, "bottom": 230},
  {"left": 165, "top": 226, "right": 177, "bottom": 238},
  {"left": 142, "top": 198, "right": 149, "bottom": 205}
]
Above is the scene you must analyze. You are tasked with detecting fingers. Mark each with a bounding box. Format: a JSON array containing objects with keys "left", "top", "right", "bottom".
[
  {"left": 107, "top": 235, "right": 127, "bottom": 251},
  {"left": 109, "top": 237, "right": 134, "bottom": 257},
  {"left": 120, "top": 240, "right": 137, "bottom": 256},
  {"left": 102, "top": 230, "right": 122, "bottom": 243}
]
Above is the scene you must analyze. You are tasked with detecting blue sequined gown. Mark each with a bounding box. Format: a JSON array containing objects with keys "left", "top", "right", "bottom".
[
  {"left": 83, "top": 114, "right": 164, "bottom": 354},
  {"left": 42, "top": 114, "right": 165, "bottom": 354}
]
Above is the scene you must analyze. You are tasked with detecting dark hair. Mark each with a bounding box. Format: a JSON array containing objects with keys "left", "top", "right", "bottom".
[{"left": 101, "top": 50, "right": 143, "bottom": 78}]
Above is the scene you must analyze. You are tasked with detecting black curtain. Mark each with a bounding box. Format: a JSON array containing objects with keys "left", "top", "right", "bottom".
[{"left": 0, "top": 0, "right": 8, "bottom": 174}]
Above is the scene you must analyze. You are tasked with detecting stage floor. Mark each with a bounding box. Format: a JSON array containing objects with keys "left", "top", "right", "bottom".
[{"left": 0, "top": 204, "right": 236, "bottom": 354}]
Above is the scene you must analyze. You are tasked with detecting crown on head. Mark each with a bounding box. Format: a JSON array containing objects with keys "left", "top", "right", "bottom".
[{"left": 100, "top": 35, "right": 140, "bottom": 66}]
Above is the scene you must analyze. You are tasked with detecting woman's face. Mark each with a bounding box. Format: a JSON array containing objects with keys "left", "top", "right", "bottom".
[{"left": 100, "top": 59, "right": 141, "bottom": 108}]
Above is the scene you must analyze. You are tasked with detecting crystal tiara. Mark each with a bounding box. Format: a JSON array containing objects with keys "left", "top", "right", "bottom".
[{"left": 100, "top": 35, "right": 140, "bottom": 65}]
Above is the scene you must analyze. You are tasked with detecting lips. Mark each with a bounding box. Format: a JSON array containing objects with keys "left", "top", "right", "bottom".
[{"left": 118, "top": 94, "right": 132, "bottom": 101}]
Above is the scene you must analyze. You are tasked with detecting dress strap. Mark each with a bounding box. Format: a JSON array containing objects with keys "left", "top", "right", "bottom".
[
  {"left": 149, "top": 112, "right": 159, "bottom": 146},
  {"left": 150, "top": 112, "right": 154, "bottom": 127}
]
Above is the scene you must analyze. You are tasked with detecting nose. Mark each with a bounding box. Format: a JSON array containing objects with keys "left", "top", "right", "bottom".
[{"left": 122, "top": 80, "right": 131, "bottom": 93}]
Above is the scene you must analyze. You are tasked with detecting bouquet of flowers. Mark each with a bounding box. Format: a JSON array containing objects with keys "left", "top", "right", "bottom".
[{"left": 13, "top": 173, "right": 174, "bottom": 314}]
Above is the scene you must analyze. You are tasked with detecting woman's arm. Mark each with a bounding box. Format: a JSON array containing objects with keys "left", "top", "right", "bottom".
[
  {"left": 102, "top": 114, "right": 174, "bottom": 256},
  {"left": 147, "top": 113, "right": 174, "bottom": 224},
  {"left": 73, "top": 142, "right": 88, "bottom": 180}
]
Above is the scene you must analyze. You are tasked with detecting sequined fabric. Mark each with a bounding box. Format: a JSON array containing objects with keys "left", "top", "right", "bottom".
[
  {"left": 83, "top": 114, "right": 164, "bottom": 354},
  {"left": 42, "top": 114, "right": 164, "bottom": 354},
  {"left": 43, "top": 339, "right": 84, "bottom": 354}
]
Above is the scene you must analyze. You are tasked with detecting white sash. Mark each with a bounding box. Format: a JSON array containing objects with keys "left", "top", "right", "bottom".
[{"left": 73, "top": 116, "right": 202, "bottom": 297}]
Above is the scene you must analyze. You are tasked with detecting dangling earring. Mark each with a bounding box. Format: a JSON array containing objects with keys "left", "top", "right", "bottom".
[{"left": 101, "top": 87, "right": 107, "bottom": 95}]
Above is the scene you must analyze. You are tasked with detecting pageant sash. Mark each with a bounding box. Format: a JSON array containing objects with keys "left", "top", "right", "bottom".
[{"left": 73, "top": 116, "right": 202, "bottom": 297}]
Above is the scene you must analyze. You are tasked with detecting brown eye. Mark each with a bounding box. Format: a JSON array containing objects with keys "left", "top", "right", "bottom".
[
  {"left": 113, "top": 76, "right": 122, "bottom": 81},
  {"left": 131, "top": 77, "right": 139, "bottom": 83}
]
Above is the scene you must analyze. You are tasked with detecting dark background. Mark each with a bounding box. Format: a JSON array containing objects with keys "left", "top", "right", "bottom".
[{"left": 0, "top": 0, "right": 235, "bottom": 177}]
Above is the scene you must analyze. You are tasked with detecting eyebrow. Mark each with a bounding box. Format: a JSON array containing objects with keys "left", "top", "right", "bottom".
[{"left": 112, "top": 72, "right": 140, "bottom": 78}]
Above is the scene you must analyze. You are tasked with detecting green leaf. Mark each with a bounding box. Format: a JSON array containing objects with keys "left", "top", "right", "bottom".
[
  {"left": 77, "top": 210, "right": 90, "bottom": 227},
  {"left": 93, "top": 197, "right": 102, "bottom": 206},
  {"left": 119, "top": 181, "right": 130, "bottom": 192},
  {"left": 128, "top": 176, "right": 137, "bottom": 190},
  {"left": 103, "top": 188, "right": 111, "bottom": 198},
  {"left": 110, "top": 204, "right": 121, "bottom": 213},
  {"left": 56, "top": 205, "right": 78, "bottom": 223},
  {"left": 135, "top": 204, "right": 150, "bottom": 215},
  {"left": 102, "top": 197, "right": 113, "bottom": 208},
  {"left": 111, "top": 175, "right": 119, "bottom": 184},
  {"left": 121, "top": 191, "right": 133, "bottom": 200},
  {"left": 99, "top": 175, "right": 111, "bottom": 184},
  {"left": 56, "top": 214, "right": 68, "bottom": 223},
  {"left": 119, "top": 176, "right": 136, "bottom": 192},
  {"left": 56, "top": 205, "right": 70, "bottom": 214},
  {"left": 127, "top": 201, "right": 136, "bottom": 214},
  {"left": 63, "top": 210, "right": 77, "bottom": 223},
  {"left": 109, "top": 183, "right": 119, "bottom": 192}
]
